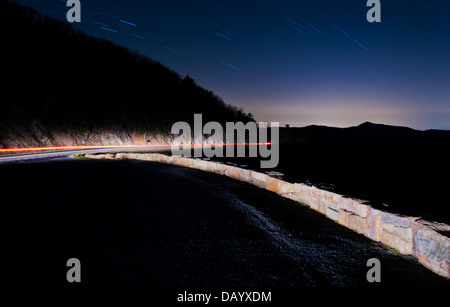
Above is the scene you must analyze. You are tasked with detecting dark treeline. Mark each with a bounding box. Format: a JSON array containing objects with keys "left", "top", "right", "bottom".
[{"left": 0, "top": 0, "right": 253, "bottom": 134}]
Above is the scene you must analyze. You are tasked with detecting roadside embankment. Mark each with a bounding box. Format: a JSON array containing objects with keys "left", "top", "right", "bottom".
[
  {"left": 0, "top": 121, "right": 177, "bottom": 149},
  {"left": 81, "top": 152, "right": 450, "bottom": 278}
]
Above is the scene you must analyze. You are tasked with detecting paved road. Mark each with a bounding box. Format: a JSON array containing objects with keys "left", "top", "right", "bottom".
[{"left": 1, "top": 158, "right": 448, "bottom": 288}]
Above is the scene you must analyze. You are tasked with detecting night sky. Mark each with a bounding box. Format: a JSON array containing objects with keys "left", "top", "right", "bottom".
[{"left": 12, "top": 0, "right": 450, "bottom": 130}]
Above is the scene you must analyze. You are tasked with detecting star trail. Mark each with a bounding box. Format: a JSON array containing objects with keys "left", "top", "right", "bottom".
[{"left": 11, "top": 0, "right": 450, "bottom": 130}]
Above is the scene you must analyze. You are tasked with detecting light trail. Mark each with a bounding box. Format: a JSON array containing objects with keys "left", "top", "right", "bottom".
[
  {"left": 0, "top": 143, "right": 271, "bottom": 154},
  {"left": 0, "top": 144, "right": 168, "bottom": 153}
]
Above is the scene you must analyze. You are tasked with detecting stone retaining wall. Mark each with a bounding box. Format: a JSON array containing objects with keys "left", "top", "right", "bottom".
[{"left": 83, "top": 152, "right": 450, "bottom": 278}]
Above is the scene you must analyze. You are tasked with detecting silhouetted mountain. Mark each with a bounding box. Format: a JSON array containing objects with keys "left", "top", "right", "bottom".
[
  {"left": 0, "top": 0, "right": 253, "bottom": 147},
  {"left": 274, "top": 122, "right": 450, "bottom": 223},
  {"left": 280, "top": 122, "right": 450, "bottom": 146}
]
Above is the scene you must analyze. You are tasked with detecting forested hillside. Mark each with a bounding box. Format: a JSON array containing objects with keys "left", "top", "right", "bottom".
[{"left": 0, "top": 0, "right": 253, "bottom": 147}]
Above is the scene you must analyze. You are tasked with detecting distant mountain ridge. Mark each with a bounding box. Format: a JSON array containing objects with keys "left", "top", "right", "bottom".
[{"left": 280, "top": 122, "right": 450, "bottom": 145}]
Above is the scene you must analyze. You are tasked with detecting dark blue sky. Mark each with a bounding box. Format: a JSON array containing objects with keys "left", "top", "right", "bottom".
[{"left": 13, "top": 0, "right": 450, "bottom": 129}]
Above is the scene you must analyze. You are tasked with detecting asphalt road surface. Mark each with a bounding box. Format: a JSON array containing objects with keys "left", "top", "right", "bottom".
[{"left": 0, "top": 157, "right": 449, "bottom": 288}]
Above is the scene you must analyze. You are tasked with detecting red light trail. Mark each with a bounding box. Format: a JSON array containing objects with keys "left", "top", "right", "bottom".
[{"left": 0, "top": 143, "right": 271, "bottom": 154}]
